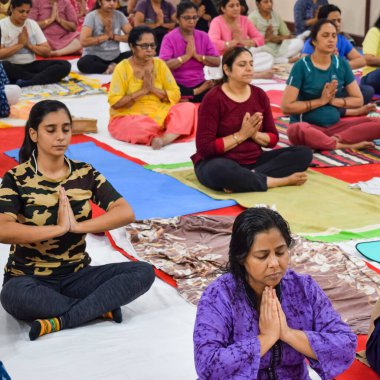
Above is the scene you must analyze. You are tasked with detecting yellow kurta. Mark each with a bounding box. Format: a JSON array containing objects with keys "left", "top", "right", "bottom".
[
  {"left": 362, "top": 27, "right": 380, "bottom": 77},
  {"left": 108, "top": 57, "right": 180, "bottom": 127}
]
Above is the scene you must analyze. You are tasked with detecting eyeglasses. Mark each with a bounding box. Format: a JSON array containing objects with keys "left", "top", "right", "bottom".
[
  {"left": 135, "top": 43, "right": 157, "bottom": 50},
  {"left": 180, "top": 15, "right": 199, "bottom": 21}
]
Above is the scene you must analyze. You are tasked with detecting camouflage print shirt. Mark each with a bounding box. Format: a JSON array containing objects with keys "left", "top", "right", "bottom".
[{"left": 0, "top": 157, "right": 122, "bottom": 280}]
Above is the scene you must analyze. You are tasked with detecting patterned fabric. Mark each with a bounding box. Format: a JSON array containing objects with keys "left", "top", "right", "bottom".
[
  {"left": 194, "top": 270, "right": 356, "bottom": 379},
  {"left": 0, "top": 158, "right": 122, "bottom": 278},
  {"left": 0, "top": 64, "right": 10, "bottom": 118},
  {"left": 20, "top": 73, "right": 106, "bottom": 100},
  {"left": 122, "top": 215, "right": 380, "bottom": 333}
]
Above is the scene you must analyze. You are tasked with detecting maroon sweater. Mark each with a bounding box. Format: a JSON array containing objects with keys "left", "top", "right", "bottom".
[{"left": 191, "top": 85, "right": 279, "bottom": 166}]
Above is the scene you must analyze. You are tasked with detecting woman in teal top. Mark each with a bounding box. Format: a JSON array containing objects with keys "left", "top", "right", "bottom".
[{"left": 281, "top": 19, "right": 380, "bottom": 151}]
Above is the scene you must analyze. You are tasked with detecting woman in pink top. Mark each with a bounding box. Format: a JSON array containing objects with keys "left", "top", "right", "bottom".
[
  {"left": 29, "top": 0, "right": 81, "bottom": 56},
  {"left": 207, "top": 0, "right": 274, "bottom": 76}
]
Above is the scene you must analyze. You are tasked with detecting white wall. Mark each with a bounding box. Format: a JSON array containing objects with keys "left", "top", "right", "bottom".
[{"left": 250, "top": 0, "right": 378, "bottom": 37}]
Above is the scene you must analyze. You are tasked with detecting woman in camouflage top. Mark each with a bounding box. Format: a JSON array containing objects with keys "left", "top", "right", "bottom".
[{"left": 0, "top": 100, "right": 155, "bottom": 340}]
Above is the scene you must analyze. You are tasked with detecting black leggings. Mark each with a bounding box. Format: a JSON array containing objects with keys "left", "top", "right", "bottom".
[
  {"left": 0, "top": 262, "right": 155, "bottom": 328},
  {"left": 77, "top": 51, "right": 132, "bottom": 74},
  {"left": 2, "top": 60, "right": 71, "bottom": 86},
  {"left": 194, "top": 146, "right": 313, "bottom": 193}
]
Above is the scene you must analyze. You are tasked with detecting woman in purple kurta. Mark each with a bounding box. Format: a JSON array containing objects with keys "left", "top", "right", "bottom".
[
  {"left": 193, "top": 208, "right": 357, "bottom": 379},
  {"left": 29, "top": 0, "right": 81, "bottom": 56},
  {"left": 159, "top": 1, "right": 220, "bottom": 102}
]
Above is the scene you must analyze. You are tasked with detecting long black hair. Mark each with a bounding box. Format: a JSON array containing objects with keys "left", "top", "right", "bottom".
[
  {"left": 227, "top": 208, "right": 293, "bottom": 280},
  {"left": 19, "top": 100, "right": 72, "bottom": 163},
  {"left": 221, "top": 46, "right": 251, "bottom": 82}
]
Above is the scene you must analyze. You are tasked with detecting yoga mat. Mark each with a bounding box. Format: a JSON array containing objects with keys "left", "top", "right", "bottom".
[
  {"left": 276, "top": 120, "right": 380, "bottom": 167},
  {"left": 5, "top": 142, "right": 236, "bottom": 220},
  {"left": 356, "top": 241, "right": 380, "bottom": 263},
  {"left": 156, "top": 166, "right": 380, "bottom": 238}
]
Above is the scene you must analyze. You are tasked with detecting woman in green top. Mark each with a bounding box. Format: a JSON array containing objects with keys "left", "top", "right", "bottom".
[
  {"left": 281, "top": 19, "right": 380, "bottom": 151},
  {"left": 249, "top": 0, "right": 304, "bottom": 63},
  {"left": 0, "top": 100, "right": 155, "bottom": 340}
]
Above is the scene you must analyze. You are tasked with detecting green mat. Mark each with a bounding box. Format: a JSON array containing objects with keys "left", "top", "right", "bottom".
[{"left": 155, "top": 166, "right": 380, "bottom": 239}]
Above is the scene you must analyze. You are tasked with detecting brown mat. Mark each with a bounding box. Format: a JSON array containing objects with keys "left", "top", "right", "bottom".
[{"left": 124, "top": 215, "right": 380, "bottom": 334}]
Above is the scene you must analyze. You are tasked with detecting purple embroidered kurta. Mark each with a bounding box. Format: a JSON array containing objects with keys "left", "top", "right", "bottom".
[{"left": 193, "top": 270, "right": 356, "bottom": 380}]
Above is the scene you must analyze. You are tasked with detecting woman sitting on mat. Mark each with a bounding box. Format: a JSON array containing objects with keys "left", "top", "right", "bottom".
[
  {"left": 29, "top": 0, "right": 82, "bottom": 57},
  {"left": 207, "top": 0, "right": 274, "bottom": 79},
  {"left": 191, "top": 46, "right": 312, "bottom": 194},
  {"left": 77, "top": 0, "right": 132, "bottom": 74},
  {"left": 248, "top": 0, "right": 304, "bottom": 64},
  {"left": 108, "top": 26, "right": 197, "bottom": 150},
  {"left": 0, "top": 100, "right": 155, "bottom": 341},
  {"left": 159, "top": 1, "right": 220, "bottom": 103},
  {"left": 0, "top": 0, "right": 71, "bottom": 87},
  {"left": 194, "top": 207, "right": 357, "bottom": 379},
  {"left": 133, "top": 0, "right": 176, "bottom": 53},
  {"left": 282, "top": 19, "right": 380, "bottom": 151},
  {"left": 361, "top": 15, "right": 380, "bottom": 96}
]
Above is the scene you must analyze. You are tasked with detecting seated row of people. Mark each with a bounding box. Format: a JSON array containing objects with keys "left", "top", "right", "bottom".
[{"left": 106, "top": 21, "right": 380, "bottom": 197}]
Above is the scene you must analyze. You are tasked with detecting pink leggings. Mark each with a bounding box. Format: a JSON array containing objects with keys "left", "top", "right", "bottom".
[
  {"left": 287, "top": 117, "right": 380, "bottom": 150},
  {"left": 108, "top": 103, "right": 197, "bottom": 146}
]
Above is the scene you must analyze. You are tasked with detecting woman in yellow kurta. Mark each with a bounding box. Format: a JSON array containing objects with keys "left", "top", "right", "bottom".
[{"left": 108, "top": 26, "right": 197, "bottom": 149}]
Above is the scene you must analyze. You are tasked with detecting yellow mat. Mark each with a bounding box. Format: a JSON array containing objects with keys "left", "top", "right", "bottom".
[{"left": 162, "top": 168, "right": 380, "bottom": 234}]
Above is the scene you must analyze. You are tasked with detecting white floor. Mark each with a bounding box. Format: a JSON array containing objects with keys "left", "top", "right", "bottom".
[{"left": 0, "top": 233, "right": 198, "bottom": 380}]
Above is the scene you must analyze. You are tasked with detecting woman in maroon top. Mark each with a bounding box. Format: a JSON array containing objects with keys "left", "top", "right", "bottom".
[{"left": 191, "top": 47, "right": 312, "bottom": 193}]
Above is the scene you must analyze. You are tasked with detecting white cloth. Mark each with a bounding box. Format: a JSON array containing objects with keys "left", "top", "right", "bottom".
[
  {"left": 204, "top": 49, "right": 274, "bottom": 80},
  {"left": 4, "top": 84, "right": 21, "bottom": 105},
  {"left": 349, "top": 177, "right": 380, "bottom": 195},
  {"left": 0, "top": 17, "right": 46, "bottom": 64}
]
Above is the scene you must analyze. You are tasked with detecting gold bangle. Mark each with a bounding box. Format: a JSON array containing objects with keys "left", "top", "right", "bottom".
[
  {"left": 202, "top": 55, "right": 206, "bottom": 62},
  {"left": 342, "top": 98, "right": 347, "bottom": 108},
  {"left": 232, "top": 133, "right": 240, "bottom": 145},
  {"left": 178, "top": 56, "right": 183, "bottom": 63},
  {"left": 225, "top": 41, "right": 230, "bottom": 47}
]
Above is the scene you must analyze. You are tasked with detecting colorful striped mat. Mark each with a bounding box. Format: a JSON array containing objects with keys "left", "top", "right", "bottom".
[{"left": 275, "top": 120, "right": 380, "bottom": 167}]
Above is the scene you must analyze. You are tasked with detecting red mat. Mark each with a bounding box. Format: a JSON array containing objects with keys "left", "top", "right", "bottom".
[{"left": 313, "top": 164, "right": 380, "bottom": 183}]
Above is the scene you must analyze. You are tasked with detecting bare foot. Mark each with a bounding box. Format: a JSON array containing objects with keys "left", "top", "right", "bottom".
[
  {"left": 345, "top": 103, "right": 378, "bottom": 117},
  {"left": 336, "top": 140, "right": 375, "bottom": 150},
  {"left": 223, "top": 188, "right": 233, "bottom": 194},
  {"left": 254, "top": 70, "right": 274, "bottom": 79},
  {"left": 151, "top": 137, "right": 164, "bottom": 150},
  {"left": 105, "top": 63, "right": 117, "bottom": 75},
  {"left": 267, "top": 172, "right": 308, "bottom": 188}
]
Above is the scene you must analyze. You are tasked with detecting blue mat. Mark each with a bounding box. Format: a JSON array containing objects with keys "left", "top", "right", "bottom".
[
  {"left": 5, "top": 142, "right": 236, "bottom": 220},
  {"left": 356, "top": 241, "right": 380, "bottom": 264}
]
